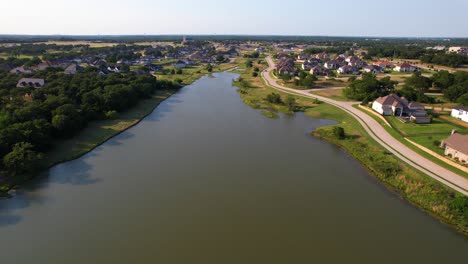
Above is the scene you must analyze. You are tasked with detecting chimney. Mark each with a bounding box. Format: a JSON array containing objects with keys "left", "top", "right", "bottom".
[{"left": 451, "top": 129, "right": 457, "bottom": 135}]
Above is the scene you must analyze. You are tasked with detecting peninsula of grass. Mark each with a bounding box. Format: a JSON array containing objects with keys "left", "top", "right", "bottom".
[{"left": 233, "top": 60, "right": 468, "bottom": 236}]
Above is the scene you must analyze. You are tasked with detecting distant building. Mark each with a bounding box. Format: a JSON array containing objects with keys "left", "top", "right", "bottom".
[
  {"left": 16, "top": 78, "right": 45, "bottom": 88},
  {"left": 64, "top": 64, "right": 84, "bottom": 75},
  {"left": 309, "top": 65, "right": 329, "bottom": 76},
  {"left": 373, "top": 61, "right": 394, "bottom": 69},
  {"left": 441, "top": 130, "right": 468, "bottom": 165},
  {"left": 394, "top": 63, "right": 418, "bottom": 72},
  {"left": 451, "top": 106, "right": 468, "bottom": 123},
  {"left": 337, "top": 65, "right": 359, "bottom": 75},
  {"left": 173, "top": 60, "right": 188, "bottom": 68},
  {"left": 362, "top": 65, "right": 384, "bottom": 74}
]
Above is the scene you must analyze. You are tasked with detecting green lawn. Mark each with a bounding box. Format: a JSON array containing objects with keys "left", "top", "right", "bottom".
[{"left": 385, "top": 116, "right": 468, "bottom": 155}]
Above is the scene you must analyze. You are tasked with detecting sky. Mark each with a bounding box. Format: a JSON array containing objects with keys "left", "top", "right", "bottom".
[{"left": 1, "top": 0, "right": 467, "bottom": 37}]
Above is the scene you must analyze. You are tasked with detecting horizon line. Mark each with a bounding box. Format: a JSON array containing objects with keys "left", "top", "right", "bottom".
[{"left": 1, "top": 33, "right": 468, "bottom": 40}]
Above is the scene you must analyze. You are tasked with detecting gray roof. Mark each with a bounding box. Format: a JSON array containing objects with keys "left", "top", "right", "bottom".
[{"left": 444, "top": 133, "right": 468, "bottom": 155}]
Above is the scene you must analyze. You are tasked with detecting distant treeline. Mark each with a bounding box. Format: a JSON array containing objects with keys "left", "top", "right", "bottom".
[{"left": 1, "top": 35, "right": 468, "bottom": 46}]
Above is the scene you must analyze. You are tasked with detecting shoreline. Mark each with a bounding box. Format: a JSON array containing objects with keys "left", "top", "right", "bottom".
[
  {"left": 311, "top": 124, "right": 468, "bottom": 237},
  {"left": 0, "top": 62, "right": 239, "bottom": 197},
  {"left": 0, "top": 88, "right": 179, "bottom": 197},
  {"left": 231, "top": 58, "right": 468, "bottom": 236}
]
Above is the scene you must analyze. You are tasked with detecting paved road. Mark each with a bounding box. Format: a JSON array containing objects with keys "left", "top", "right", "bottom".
[{"left": 262, "top": 56, "right": 468, "bottom": 195}]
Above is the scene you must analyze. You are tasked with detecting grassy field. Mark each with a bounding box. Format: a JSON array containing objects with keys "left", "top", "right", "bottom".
[
  {"left": 309, "top": 89, "right": 348, "bottom": 101},
  {"left": 232, "top": 63, "right": 468, "bottom": 235}
]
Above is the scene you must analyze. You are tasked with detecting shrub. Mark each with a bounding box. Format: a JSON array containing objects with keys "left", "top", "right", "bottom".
[
  {"left": 265, "top": 93, "right": 283, "bottom": 104},
  {"left": 252, "top": 72, "right": 258, "bottom": 77},
  {"left": 105, "top": 110, "right": 118, "bottom": 120},
  {"left": 333, "top": 126, "right": 346, "bottom": 140}
]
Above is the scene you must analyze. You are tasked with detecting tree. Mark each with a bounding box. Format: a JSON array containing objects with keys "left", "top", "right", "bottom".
[
  {"left": 245, "top": 60, "right": 253, "bottom": 68},
  {"left": 176, "top": 68, "right": 182, "bottom": 74},
  {"left": 405, "top": 72, "right": 432, "bottom": 91},
  {"left": 333, "top": 126, "right": 345, "bottom": 140},
  {"left": 170, "top": 69, "right": 176, "bottom": 74},
  {"left": 3, "top": 142, "right": 43, "bottom": 176},
  {"left": 266, "top": 93, "right": 283, "bottom": 104},
  {"left": 252, "top": 72, "right": 258, "bottom": 77},
  {"left": 285, "top": 96, "right": 297, "bottom": 112},
  {"left": 343, "top": 73, "right": 396, "bottom": 101},
  {"left": 206, "top": 64, "right": 213, "bottom": 72},
  {"left": 431, "top": 70, "right": 454, "bottom": 90},
  {"left": 215, "top": 55, "right": 225, "bottom": 62},
  {"left": 457, "top": 93, "right": 468, "bottom": 106}
]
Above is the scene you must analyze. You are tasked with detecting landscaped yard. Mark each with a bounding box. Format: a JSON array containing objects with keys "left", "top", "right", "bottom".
[{"left": 385, "top": 115, "right": 468, "bottom": 155}]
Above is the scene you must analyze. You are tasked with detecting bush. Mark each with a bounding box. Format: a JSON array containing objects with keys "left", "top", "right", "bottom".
[
  {"left": 105, "top": 110, "right": 118, "bottom": 120},
  {"left": 333, "top": 126, "right": 346, "bottom": 140},
  {"left": 252, "top": 72, "right": 258, "bottom": 77},
  {"left": 265, "top": 93, "right": 283, "bottom": 104}
]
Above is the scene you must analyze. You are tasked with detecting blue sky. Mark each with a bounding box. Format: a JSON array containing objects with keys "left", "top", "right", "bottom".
[{"left": 2, "top": 0, "right": 467, "bottom": 37}]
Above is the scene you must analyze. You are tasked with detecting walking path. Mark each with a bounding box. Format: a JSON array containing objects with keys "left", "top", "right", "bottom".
[{"left": 262, "top": 56, "right": 468, "bottom": 195}]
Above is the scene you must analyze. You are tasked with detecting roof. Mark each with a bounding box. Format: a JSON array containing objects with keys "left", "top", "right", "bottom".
[
  {"left": 17, "top": 78, "right": 45, "bottom": 88},
  {"left": 398, "top": 63, "right": 414, "bottom": 68},
  {"left": 444, "top": 133, "right": 468, "bottom": 155},
  {"left": 453, "top": 106, "right": 468, "bottom": 112},
  {"left": 374, "top": 94, "right": 407, "bottom": 107},
  {"left": 408, "top": 102, "right": 424, "bottom": 108}
]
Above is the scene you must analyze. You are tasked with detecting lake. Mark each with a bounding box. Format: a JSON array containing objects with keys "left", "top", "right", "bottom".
[{"left": 0, "top": 72, "right": 466, "bottom": 263}]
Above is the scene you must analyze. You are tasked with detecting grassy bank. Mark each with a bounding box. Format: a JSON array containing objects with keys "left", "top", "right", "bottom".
[{"left": 232, "top": 60, "right": 468, "bottom": 235}]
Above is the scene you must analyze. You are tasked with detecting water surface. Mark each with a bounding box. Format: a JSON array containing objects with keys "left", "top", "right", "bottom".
[{"left": 0, "top": 72, "right": 466, "bottom": 263}]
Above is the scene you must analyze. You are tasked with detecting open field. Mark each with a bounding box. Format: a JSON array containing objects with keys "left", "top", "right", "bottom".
[{"left": 309, "top": 89, "right": 348, "bottom": 101}]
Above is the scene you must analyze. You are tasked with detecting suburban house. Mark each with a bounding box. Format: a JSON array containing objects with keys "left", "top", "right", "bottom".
[
  {"left": 276, "top": 57, "right": 296, "bottom": 75},
  {"left": 309, "top": 65, "right": 329, "bottom": 76},
  {"left": 64, "top": 64, "right": 84, "bottom": 75},
  {"left": 10, "top": 66, "right": 33, "bottom": 75},
  {"left": 324, "top": 60, "right": 340, "bottom": 69},
  {"left": 301, "top": 61, "right": 314, "bottom": 70},
  {"left": 372, "top": 94, "right": 431, "bottom": 123},
  {"left": 16, "top": 78, "right": 45, "bottom": 88},
  {"left": 440, "top": 130, "right": 468, "bottom": 165},
  {"left": 363, "top": 65, "right": 384, "bottom": 74},
  {"left": 337, "top": 65, "right": 359, "bottom": 75},
  {"left": 451, "top": 106, "right": 468, "bottom": 123},
  {"left": 315, "top": 52, "right": 330, "bottom": 60},
  {"left": 394, "top": 63, "right": 418, "bottom": 72},
  {"left": 373, "top": 61, "right": 393, "bottom": 69},
  {"left": 173, "top": 60, "right": 188, "bottom": 68}
]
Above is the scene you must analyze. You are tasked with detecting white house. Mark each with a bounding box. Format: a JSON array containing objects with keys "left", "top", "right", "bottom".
[
  {"left": 372, "top": 94, "right": 431, "bottom": 123},
  {"left": 394, "top": 63, "right": 418, "bottom": 72},
  {"left": 451, "top": 106, "right": 468, "bottom": 123}
]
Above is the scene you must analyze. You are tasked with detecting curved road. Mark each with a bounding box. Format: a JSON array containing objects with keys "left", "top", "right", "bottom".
[{"left": 262, "top": 56, "right": 468, "bottom": 195}]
